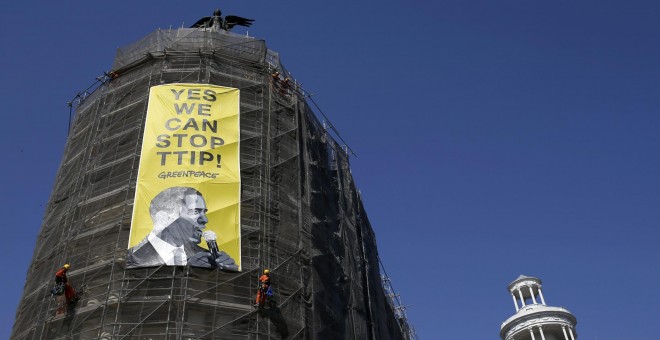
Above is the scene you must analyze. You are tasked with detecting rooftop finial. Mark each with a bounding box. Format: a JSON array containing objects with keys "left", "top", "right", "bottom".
[{"left": 191, "top": 9, "right": 254, "bottom": 31}]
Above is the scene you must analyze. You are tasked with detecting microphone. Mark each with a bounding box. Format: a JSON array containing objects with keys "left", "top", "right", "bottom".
[{"left": 202, "top": 231, "right": 219, "bottom": 259}]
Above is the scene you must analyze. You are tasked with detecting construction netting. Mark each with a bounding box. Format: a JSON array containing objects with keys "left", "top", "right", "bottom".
[{"left": 12, "top": 27, "right": 412, "bottom": 340}]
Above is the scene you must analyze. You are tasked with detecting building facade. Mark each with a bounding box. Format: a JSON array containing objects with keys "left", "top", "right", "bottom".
[{"left": 12, "top": 20, "right": 410, "bottom": 340}]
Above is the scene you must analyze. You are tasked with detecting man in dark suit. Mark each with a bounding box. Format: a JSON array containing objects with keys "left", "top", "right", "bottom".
[{"left": 127, "top": 187, "right": 238, "bottom": 271}]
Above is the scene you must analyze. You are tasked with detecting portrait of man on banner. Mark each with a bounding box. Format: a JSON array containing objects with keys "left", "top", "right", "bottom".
[
  {"left": 127, "top": 187, "right": 238, "bottom": 271},
  {"left": 126, "top": 84, "right": 241, "bottom": 271}
]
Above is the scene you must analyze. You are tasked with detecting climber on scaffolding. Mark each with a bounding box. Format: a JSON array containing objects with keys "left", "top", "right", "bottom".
[
  {"left": 280, "top": 77, "right": 292, "bottom": 95},
  {"left": 53, "top": 264, "right": 78, "bottom": 304},
  {"left": 254, "top": 269, "right": 273, "bottom": 308},
  {"left": 271, "top": 71, "right": 281, "bottom": 85}
]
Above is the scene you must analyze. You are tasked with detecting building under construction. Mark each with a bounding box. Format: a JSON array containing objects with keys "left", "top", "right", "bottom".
[{"left": 12, "top": 12, "right": 415, "bottom": 340}]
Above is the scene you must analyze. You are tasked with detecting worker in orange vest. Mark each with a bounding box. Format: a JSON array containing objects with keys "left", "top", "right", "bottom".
[
  {"left": 279, "top": 77, "right": 292, "bottom": 95},
  {"left": 254, "top": 269, "right": 272, "bottom": 308},
  {"left": 55, "top": 264, "right": 78, "bottom": 304},
  {"left": 271, "top": 71, "right": 281, "bottom": 85}
]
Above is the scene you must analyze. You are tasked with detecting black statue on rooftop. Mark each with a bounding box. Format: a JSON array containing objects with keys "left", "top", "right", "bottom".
[{"left": 191, "top": 9, "right": 254, "bottom": 31}]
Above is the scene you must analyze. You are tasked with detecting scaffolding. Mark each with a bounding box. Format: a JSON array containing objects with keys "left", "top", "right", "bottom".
[
  {"left": 381, "top": 261, "right": 418, "bottom": 340},
  {"left": 12, "top": 26, "right": 413, "bottom": 340}
]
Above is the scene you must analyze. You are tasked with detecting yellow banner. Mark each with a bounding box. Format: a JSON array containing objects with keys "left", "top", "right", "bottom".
[{"left": 127, "top": 84, "right": 241, "bottom": 271}]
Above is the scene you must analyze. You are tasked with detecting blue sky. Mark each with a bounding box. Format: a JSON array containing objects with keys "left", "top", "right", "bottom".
[{"left": 2, "top": 1, "right": 659, "bottom": 339}]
